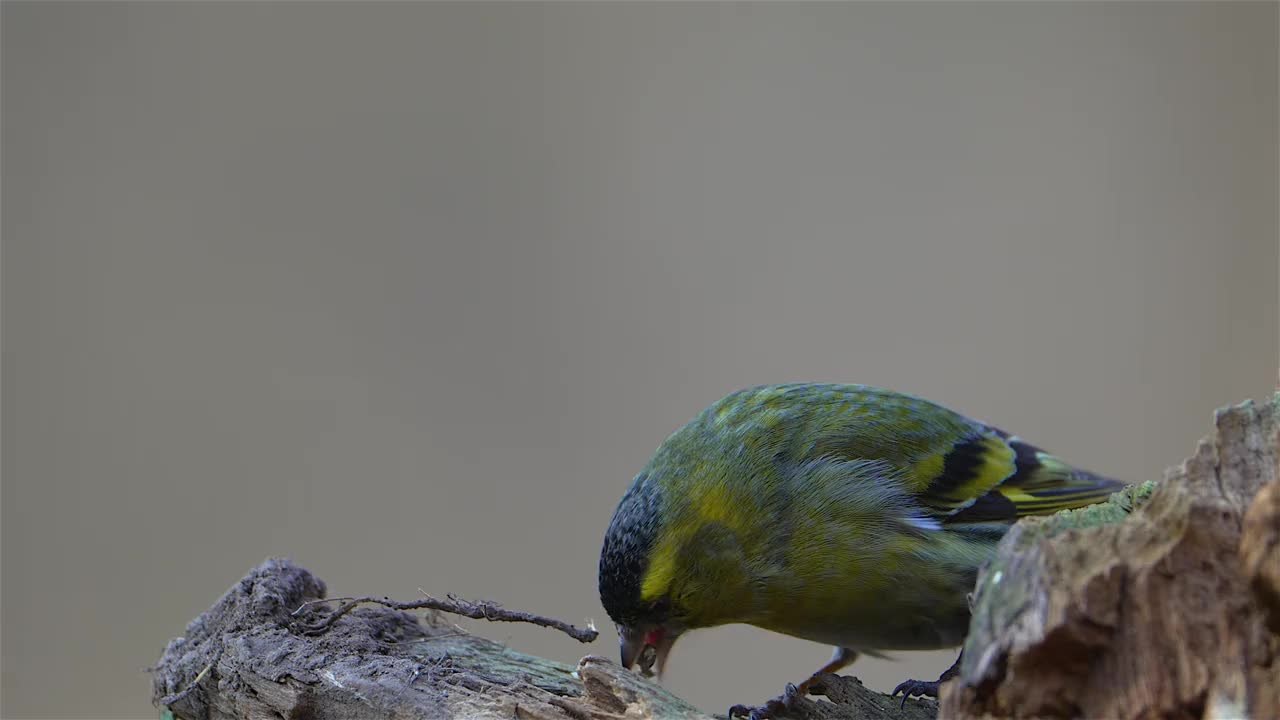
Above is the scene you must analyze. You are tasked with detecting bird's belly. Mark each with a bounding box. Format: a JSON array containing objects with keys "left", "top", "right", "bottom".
[
  {"left": 756, "top": 579, "right": 972, "bottom": 651},
  {"left": 780, "top": 614, "right": 967, "bottom": 652},
  {"left": 746, "top": 512, "right": 990, "bottom": 652}
]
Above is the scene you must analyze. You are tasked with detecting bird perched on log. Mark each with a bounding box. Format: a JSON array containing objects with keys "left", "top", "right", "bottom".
[{"left": 597, "top": 383, "right": 1123, "bottom": 719}]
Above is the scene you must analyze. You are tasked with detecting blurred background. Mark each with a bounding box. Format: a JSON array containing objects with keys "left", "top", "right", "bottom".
[{"left": 3, "top": 2, "right": 1276, "bottom": 718}]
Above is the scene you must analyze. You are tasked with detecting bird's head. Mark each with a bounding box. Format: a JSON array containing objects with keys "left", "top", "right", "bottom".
[
  {"left": 598, "top": 465, "right": 756, "bottom": 679},
  {"left": 598, "top": 472, "right": 686, "bottom": 678}
]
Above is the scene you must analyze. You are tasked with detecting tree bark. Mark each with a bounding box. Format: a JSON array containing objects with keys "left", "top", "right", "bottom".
[
  {"left": 152, "top": 395, "right": 1279, "bottom": 720},
  {"left": 940, "top": 394, "right": 1280, "bottom": 720}
]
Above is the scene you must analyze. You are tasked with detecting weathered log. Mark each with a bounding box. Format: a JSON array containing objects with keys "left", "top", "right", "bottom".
[
  {"left": 940, "top": 395, "right": 1280, "bottom": 719},
  {"left": 150, "top": 558, "right": 708, "bottom": 719},
  {"left": 150, "top": 557, "right": 930, "bottom": 719}
]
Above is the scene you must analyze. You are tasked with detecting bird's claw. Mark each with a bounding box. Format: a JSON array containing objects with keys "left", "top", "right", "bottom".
[
  {"left": 728, "top": 683, "right": 802, "bottom": 719},
  {"left": 891, "top": 678, "right": 940, "bottom": 709}
]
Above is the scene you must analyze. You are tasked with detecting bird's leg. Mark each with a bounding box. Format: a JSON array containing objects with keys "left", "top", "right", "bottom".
[
  {"left": 794, "top": 646, "right": 859, "bottom": 695},
  {"left": 891, "top": 651, "right": 962, "bottom": 708},
  {"left": 728, "top": 647, "right": 858, "bottom": 719}
]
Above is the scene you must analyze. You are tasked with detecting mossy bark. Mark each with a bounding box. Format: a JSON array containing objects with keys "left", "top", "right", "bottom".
[{"left": 941, "top": 395, "right": 1280, "bottom": 720}]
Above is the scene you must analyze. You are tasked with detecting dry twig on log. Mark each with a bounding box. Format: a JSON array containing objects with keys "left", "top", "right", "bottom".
[{"left": 292, "top": 593, "right": 599, "bottom": 643}]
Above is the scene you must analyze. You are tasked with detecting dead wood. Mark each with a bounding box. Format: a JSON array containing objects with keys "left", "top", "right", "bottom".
[
  {"left": 150, "top": 558, "right": 926, "bottom": 719},
  {"left": 940, "top": 395, "right": 1280, "bottom": 719}
]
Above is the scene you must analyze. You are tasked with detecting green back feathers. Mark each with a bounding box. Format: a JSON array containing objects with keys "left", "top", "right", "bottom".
[{"left": 728, "top": 383, "right": 1124, "bottom": 523}]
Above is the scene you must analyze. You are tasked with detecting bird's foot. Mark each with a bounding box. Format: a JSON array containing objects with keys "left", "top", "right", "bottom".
[
  {"left": 891, "top": 678, "right": 940, "bottom": 708},
  {"left": 728, "top": 682, "right": 804, "bottom": 719},
  {"left": 892, "top": 651, "right": 960, "bottom": 708}
]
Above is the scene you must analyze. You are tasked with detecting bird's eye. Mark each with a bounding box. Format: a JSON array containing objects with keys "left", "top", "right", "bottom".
[{"left": 649, "top": 597, "right": 671, "bottom": 617}]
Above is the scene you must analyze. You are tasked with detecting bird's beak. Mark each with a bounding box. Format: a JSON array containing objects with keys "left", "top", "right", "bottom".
[
  {"left": 618, "top": 625, "right": 679, "bottom": 680},
  {"left": 619, "top": 626, "right": 645, "bottom": 669}
]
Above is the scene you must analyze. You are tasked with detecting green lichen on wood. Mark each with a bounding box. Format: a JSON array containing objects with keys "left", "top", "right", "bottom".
[
  {"left": 1033, "top": 479, "right": 1158, "bottom": 536},
  {"left": 959, "top": 479, "right": 1157, "bottom": 681},
  {"left": 979, "top": 479, "right": 1156, "bottom": 570}
]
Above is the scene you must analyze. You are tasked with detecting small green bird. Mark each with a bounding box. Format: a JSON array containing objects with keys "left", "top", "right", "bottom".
[{"left": 597, "top": 384, "right": 1123, "bottom": 718}]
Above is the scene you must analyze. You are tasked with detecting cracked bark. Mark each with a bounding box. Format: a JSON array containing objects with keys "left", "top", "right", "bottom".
[
  {"left": 940, "top": 394, "right": 1280, "bottom": 720},
  {"left": 151, "top": 395, "right": 1279, "bottom": 720}
]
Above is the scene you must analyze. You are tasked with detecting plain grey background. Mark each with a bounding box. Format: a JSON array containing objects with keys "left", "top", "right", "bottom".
[{"left": 3, "top": 2, "right": 1277, "bottom": 718}]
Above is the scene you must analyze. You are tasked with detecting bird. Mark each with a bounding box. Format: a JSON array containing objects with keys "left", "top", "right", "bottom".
[{"left": 597, "top": 383, "right": 1124, "bottom": 718}]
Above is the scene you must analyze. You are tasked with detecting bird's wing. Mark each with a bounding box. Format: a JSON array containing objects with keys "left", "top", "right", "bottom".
[
  {"left": 933, "top": 432, "right": 1125, "bottom": 523},
  {"left": 798, "top": 387, "right": 1124, "bottom": 523}
]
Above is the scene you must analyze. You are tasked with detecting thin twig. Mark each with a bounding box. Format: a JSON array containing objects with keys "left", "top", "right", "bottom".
[{"left": 292, "top": 594, "right": 600, "bottom": 643}]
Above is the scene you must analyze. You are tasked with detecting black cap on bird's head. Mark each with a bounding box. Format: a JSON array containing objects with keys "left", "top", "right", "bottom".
[{"left": 598, "top": 473, "right": 683, "bottom": 678}]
